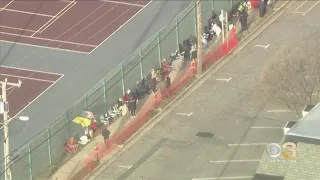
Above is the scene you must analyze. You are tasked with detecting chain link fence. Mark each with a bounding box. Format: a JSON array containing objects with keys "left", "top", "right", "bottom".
[{"left": 1, "top": 0, "right": 240, "bottom": 179}]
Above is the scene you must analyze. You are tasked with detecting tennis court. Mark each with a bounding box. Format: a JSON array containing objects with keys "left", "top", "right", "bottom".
[
  {"left": 0, "top": 0, "right": 150, "bottom": 53},
  {"left": 0, "top": 66, "right": 63, "bottom": 121}
]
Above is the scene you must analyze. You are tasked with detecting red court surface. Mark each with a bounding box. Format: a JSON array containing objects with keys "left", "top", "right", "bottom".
[
  {"left": 0, "top": 0, "right": 150, "bottom": 53},
  {"left": 0, "top": 66, "right": 63, "bottom": 120}
]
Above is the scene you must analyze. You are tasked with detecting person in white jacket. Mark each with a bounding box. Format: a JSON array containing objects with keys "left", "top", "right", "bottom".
[{"left": 212, "top": 23, "right": 221, "bottom": 37}]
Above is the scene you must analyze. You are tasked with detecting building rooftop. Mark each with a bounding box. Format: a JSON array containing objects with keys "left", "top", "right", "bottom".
[{"left": 286, "top": 103, "right": 320, "bottom": 140}]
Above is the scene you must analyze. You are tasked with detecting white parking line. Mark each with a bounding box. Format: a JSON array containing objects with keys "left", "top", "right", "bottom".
[
  {"left": 254, "top": 44, "right": 269, "bottom": 49},
  {"left": 267, "top": 110, "right": 291, "bottom": 112},
  {"left": 302, "top": 1, "right": 320, "bottom": 16},
  {"left": 117, "top": 165, "right": 132, "bottom": 169},
  {"left": 228, "top": 143, "right": 271, "bottom": 146},
  {"left": 210, "top": 159, "right": 261, "bottom": 163},
  {"left": 192, "top": 176, "right": 254, "bottom": 180},
  {"left": 250, "top": 126, "right": 283, "bottom": 129},
  {"left": 293, "top": 0, "right": 307, "bottom": 12}
]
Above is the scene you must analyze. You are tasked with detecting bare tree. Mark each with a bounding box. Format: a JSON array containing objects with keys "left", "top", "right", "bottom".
[{"left": 261, "top": 41, "right": 320, "bottom": 116}]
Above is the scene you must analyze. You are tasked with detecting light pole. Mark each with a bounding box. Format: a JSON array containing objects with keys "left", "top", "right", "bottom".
[
  {"left": 196, "top": 0, "right": 203, "bottom": 74},
  {"left": 0, "top": 78, "right": 27, "bottom": 180}
]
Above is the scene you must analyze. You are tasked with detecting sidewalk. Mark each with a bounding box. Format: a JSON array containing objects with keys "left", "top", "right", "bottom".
[{"left": 49, "top": 3, "right": 278, "bottom": 179}]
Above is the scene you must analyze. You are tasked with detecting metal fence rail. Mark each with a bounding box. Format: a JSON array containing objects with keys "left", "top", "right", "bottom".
[{"left": 1, "top": 0, "right": 240, "bottom": 179}]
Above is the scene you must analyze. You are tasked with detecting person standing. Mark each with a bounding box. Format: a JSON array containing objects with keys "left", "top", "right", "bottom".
[
  {"left": 259, "top": 0, "right": 267, "bottom": 17},
  {"left": 101, "top": 125, "right": 110, "bottom": 147},
  {"left": 128, "top": 90, "right": 137, "bottom": 118},
  {"left": 238, "top": 2, "right": 248, "bottom": 31},
  {"left": 165, "top": 74, "right": 171, "bottom": 96}
]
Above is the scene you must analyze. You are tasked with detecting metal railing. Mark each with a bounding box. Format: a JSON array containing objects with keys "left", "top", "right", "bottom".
[{"left": 1, "top": 0, "right": 239, "bottom": 179}]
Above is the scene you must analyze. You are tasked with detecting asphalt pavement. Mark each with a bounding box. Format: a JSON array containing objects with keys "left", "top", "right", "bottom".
[{"left": 85, "top": 1, "right": 320, "bottom": 180}]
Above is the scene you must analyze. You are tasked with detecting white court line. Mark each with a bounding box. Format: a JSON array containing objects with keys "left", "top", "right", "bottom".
[
  {"left": 0, "top": 73, "right": 56, "bottom": 83},
  {"left": 0, "top": 8, "right": 55, "bottom": 17},
  {"left": 89, "top": 0, "right": 152, "bottom": 53},
  {"left": 210, "top": 159, "right": 261, "bottom": 163},
  {"left": 250, "top": 126, "right": 283, "bottom": 129},
  {"left": 0, "top": 39, "right": 90, "bottom": 54},
  {"left": 0, "top": 31, "right": 96, "bottom": 47},
  {"left": 105, "top": 0, "right": 145, "bottom": 7},
  {"left": 0, "top": 65, "right": 64, "bottom": 76},
  {"left": 72, "top": 2, "right": 140, "bottom": 51},
  {"left": 228, "top": 143, "right": 271, "bottom": 146},
  {"left": 0, "top": 0, "right": 111, "bottom": 55},
  {"left": 192, "top": 176, "right": 254, "bottom": 180},
  {"left": 0, "top": 74, "right": 64, "bottom": 130},
  {"left": 31, "top": 0, "right": 75, "bottom": 36}
]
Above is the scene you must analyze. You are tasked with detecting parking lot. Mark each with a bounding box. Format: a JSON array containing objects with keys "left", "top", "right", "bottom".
[{"left": 85, "top": 1, "right": 320, "bottom": 179}]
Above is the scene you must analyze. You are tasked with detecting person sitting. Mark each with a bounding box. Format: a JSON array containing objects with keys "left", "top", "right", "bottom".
[
  {"left": 117, "top": 98, "right": 127, "bottom": 116},
  {"left": 212, "top": 23, "right": 221, "bottom": 37},
  {"left": 90, "top": 120, "right": 99, "bottom": 135},
  {"left": 64, "top": 138, "right": 78, "bottom": 154},
  {"left": 202, "top": 33, "right": 208, "bottom": 49},
  {"left": 123, "top": 91, "right": 130, "bottom": 104},
  {"left": 117, "top": 98, "right": 124, "bottom": 107},
  {"left": 204, "top": 25, "right": 213, "bottom": 42},
  {"left": 162, "top": 59, "right": 173, "bottom": 73}
]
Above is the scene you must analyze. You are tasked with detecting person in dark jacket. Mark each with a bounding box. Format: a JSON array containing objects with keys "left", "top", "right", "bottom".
[
  {"left": 259, "top": 0, "right": 267, "bottom": 17},
  {"left": 128, "top": 89, "right": 137, "bottom": 118},
  {"left": 238, "top": 2, "right": 248, "bottom": 31},
  {"left": 150, "top": 77, "right": 157, "bottom": 93},
  {"left": 101, "top": 125, "right": 110, "bottom": 147},
  {"left": 165, "top": 74, "right": 171, "bottom": 93}
]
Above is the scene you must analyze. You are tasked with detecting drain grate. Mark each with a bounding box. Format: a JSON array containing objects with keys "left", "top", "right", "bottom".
[{"left": 196, "top": 132, "right": 215, "bottom": 138}]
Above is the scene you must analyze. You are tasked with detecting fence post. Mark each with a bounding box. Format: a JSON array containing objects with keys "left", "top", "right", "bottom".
[
  {"left": 139, "top": 48, "right": 144, "bottom": 78},
  {"left": 84, "top": 93, "right": 89, "bottom": 110},
  {"left": 121, "top": 63, "right": 125, "bottom": 95},
  {"left": 66, "top": 112, "right": 71, "bottom": 138},
  {"left": 103, "top": 79, "right": 108, "bottom": 111},
  {"left": 157, "top": 32, "right": 162, "bottom": 67},
  {"left": 212, "top": 0, "right": 215, "bottom": 11},
  {"left": 194, "top": 2, "right": 198, "bottom": 37},
  {"left": 47, "top": 128, "right": 52, "bottom": 165},
  {"left": 175, "top": 18, "right": 179, "bottom": 51},
  {"left": 28, "top": 143, "right": 33, "bottom": 180}
]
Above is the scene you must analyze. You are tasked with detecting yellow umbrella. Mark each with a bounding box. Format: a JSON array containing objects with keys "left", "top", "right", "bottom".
[{"left": 73, "top": 116, "right": 91, "bottom": 127}]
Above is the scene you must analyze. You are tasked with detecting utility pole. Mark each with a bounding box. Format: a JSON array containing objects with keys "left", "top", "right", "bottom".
[
  {"left": 1, "top": 78, "right": 22, "bottom": 180},
  {"left": 220, "top": 9, "right": 225, "bottom": 43},
  {"left": 196, "top": 0, "right": 202, "bottom": 74}
]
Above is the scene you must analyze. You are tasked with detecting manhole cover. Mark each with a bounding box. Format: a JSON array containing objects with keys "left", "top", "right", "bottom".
[{"left": 196, "top": 132, "right": 215, "bottom": 138}]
